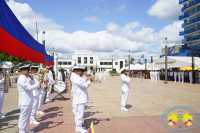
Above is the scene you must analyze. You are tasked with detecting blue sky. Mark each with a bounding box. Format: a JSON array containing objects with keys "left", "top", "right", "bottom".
[
  {"left": 7, "top": 0, "right": 171, "bottom": 33},
  {"left": 5, "top": 0, "right": 183, "bottom": 61}
]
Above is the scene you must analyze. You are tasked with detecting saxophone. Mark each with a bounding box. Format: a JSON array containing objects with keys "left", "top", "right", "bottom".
[{"left": 44, "top": 68, "right": 51, "bottom": 92}]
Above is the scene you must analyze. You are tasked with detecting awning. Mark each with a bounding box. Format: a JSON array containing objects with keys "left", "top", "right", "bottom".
[
  {"left": 180, "top": 66, "right": 200, "bottom": 71},
  {"left": 147, "top": 56, "right": 200, "bottom": 69},
  {"left": 0, "top": 0, "right": 54, "bottom": 66}
]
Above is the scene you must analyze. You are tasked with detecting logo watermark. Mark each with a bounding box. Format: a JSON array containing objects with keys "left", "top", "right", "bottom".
[{"left": 161, "top": 105, "right": 199, "bottom": 132}]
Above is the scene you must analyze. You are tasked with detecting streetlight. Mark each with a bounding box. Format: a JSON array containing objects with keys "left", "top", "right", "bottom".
[
  {"left": 112, "top": 55, "right": 113, "bottom": 77},
  {"left": 128, "top": 50, "right": 130, "bottom": 74},
  {"left": 165, "top": 37, "right": 168, "bottom": 84}
]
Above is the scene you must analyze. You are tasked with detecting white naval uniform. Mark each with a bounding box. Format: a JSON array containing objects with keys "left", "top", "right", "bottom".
[
  {"left": 121, "top": 74, "right": 130, "bottom": 109},
  {"left": 154, "top": 72, "right": 158, "bottom": 81},
  {"left": 152, "top": 72, "right": 154, "bottom": 81},
  {"left": 174, "top": 72, "right": 177, "bottom": 82},
  {"left": 72, "top": 74, "right": 91, "bottom": 130},
  {"left": 64, "top": 71, "right": 67, "bottom": 78},
  {"left": 181, "top": 71, "right": 184, "bottom": 83},
  {"left": 157, "top": 71, "right": 160, "bottom": 80},
  {"left": 150, "top": 71, "right": 152, "bottom": 81},
  {"left": 17, "top": 75, "right": 40, "bottom": 133},
  {"left": 38, "top": 81, "right": 46, "bottom": 111},
  {"left": 58, "top": 71, "right": 63, "bottom": 81},
  {"left": 0, "top": 75, "right": 5, "bottom": 116},
  {"left": 46, "top": 71, "right": 54, "bottom": 100},
  {"left": 104, "top": 71, "right": 106, "bottom": 81},
  {"left": 70, "top": 72, "right": 75, "bottom": 113},
  {"left": 189, "top": 71, "right": 193, "bottom": 84},
  {"left": 30, "top": 74, "right": 40, "bottom": 122},
  {"left": 178, "top": 71, "right": 181, "bottom": 82}
]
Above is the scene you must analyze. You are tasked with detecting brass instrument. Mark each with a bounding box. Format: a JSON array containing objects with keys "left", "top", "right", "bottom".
[{"left": 43, "top": 68, "right": 51, "bottom": 92}]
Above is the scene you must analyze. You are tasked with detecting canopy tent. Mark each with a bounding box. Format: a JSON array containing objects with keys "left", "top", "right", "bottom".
[
  {"left": 180, "top": 66, "right": 200, "bottom": 71},
  {"left": 125, "top": 63, "right": 158, "bottom": 70},
  {"left": 0, "top": 0, "right": 53, "bottom": 66},
  {"left": 147, "top": 56, "right": 200, "bottom": 69}
]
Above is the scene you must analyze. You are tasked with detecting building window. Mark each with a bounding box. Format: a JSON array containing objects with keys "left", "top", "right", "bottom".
[
  {"left": 84, "top": 57, "right": 87, "bottom": 64},
  {"left": 90, "top": 57, "right": 93, "bottom": 64},
  {"left": 109, "top": 62, "right": 112, "bottom": 65},
  {"left": 120, "top": 61, "right": 123, "bottom": 69},
  {"left": 68, "top": 62, "right": 72, "bottom": 65},
  {"left": 63, "top": 62, "right": 67, "bottom": 65},
  {"left": 58, "top": 62, "right": 62, "bottom": 65},
  {"left": 104, "top": 62, "right": 108, "bottom": 65},
  {"left": 90, "top": 67, "right": 93, "bottom": 70},
  {"left": 78, "top": 57, "right": 81, "bottom": 64},
  {"left": 100, "top": 62, "right": 103, "bottom": 65},
  {"left": 115, "top": 62, "right": 118, "bottom": 65}
]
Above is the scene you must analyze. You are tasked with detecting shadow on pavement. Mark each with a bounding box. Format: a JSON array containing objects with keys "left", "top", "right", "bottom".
[
  {"left": 84, "top": 118, "right": 110, "bottom": 129},
  {"left": 32, "top": 121, "right": 64, "bottom": 132},
  {"left": 126, "top": 104, "right": 132, "bottom": 109},
  {"left": 84, "top": 111, "right": 102, "bottom": 119}
]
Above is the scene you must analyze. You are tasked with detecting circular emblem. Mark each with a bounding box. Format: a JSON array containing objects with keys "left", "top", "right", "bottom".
[
  {"left": 161, "top": 105, "right": 199, "bottom": 132},
  {"left": 168, "top": 47, "right": 173, "bottom": 54}
]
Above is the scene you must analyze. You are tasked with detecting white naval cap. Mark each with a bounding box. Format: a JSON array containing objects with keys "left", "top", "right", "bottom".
[
  {"left": 30, "top": 66, "right": 39, "bottom": 69},
  {"left": 58, "top": 68, "right": 62, "bottom": 71},
  {"left": 120, "top": 67, "right": 126, "bottom": 73},
  {"left": 74, "top": 65, "right": 85, "bottom": 70},
  {"left": 19, "top": 64, "right": 30, "bottom": 70},
  {"left": 48, "top": 65, "right": 53, "bottom": 69}
]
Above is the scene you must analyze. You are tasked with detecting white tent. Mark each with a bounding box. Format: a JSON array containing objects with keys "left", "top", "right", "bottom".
[
  {"left": 147, "top": 56, "right": 200, "bottom": 69},
  {"left": 125, "top": 63, "right": 156, "bottom": 70}
]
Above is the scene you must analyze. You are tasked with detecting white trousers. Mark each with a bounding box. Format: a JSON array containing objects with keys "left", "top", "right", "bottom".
[
  {"left": 182, "top": 75, "right": 184, "bottom": 82},
  {"left": 178, "top": 75, "right": 181, "bottom": 82},
  {"left": 104, "top": 75, "right": 106, "bottom": 81},
  {"left": 18, "top": 105, "right": 32, "bottom": 133},
  {"left": 189, "top": 76, "right": 193, "bottom": 84},
  {"left": 46, "top": 85, "right": 52, "bottom": 99},
  {"left": 155, "top": 75, "right": 157, "bottom": 81},
  {"left": 30, "top": 96, "right": 39, "bottom": 121},
  {"left": 121, "top": 91, "right": 129, "bottom": 108},
  {"left": 0, "top": 91, "right": 4, "bottom": 114},
  {"left": 38, "top": 92, "right": 45, "bottom": 111},
  {"left": 174, "top": 75, "right": 177, "bottom": 82},
  {"left": 158, "top": 75, "right": 160, "bottom": 80},
  {"left": 75, "top": 103, "right": 85, "bottom": 129}
]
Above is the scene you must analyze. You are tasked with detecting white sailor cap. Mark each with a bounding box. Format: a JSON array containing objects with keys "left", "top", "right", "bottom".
[
  {"left": 19, "top": 64, "right": 30, "bottom": 70},
  {"left": 30, "top": 66, "right": 39, "bottom": 69},
  {"left": 58, "top": 68, "right": 62, "bottom": 71},
  {"left": 120, "top": 67, "right": 126, "bottom": 73}
]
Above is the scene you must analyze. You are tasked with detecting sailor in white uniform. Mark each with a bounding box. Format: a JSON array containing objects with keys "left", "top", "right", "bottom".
[
  {"left": 17, "top": 64, "right": 43, "bottom": 133},
  {"left": 46, "top": 66, "right": 55, "bottom": 103},
  {"left": 174, "top": 70, "right": 177, "bottom": 82},
  {"left": 189, "top": 70, "right": 193, "bottom": 84},
  {"left": 181, "top": 70, "right": 184, "bottom": 83},
  {"left": 152, "top": 70, "right": 155, "bottom": 81},
  {"left": 178, "top": 70, "right": 181, "bottom": 82},
  {"left": 72, "top": 66, "right": 92, "bottom": 133},
  {"left": 30, "top": 66, "right": 41, "bottom": 125},
  {"left": 157, "top": 70, "right": 160, "bottom": 80},
  {"left": 154, "top": 70, "right": 158, "bottom": 81},
  {"left": 58, "top": 68, "right": 63, "bottom": 81},
  {"left": 104, "top": 70, "right": 106, "bottom": 81},
  {"left": 64, "top": 70, "right": 67, "bottom": 78},
  {"left": 70, "top": 66, "right": 77, "bottom": 113},
  {"left": 120, "top": 67, "right": 130, "bottom": 111},
  {"left": 0, "top": 69, "right": 6, "bottom": 118},
  {"left": 37, "top": 68, "right": 47, "bottom": 115}
]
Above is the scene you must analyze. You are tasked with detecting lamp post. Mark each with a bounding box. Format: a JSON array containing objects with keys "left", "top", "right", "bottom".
[
  {"left": 128, "top": 50, "right": 130, "bottom": 74},
  {"left": 165, "top": 37, "right": 168, "bottom": 84},
  {"left": 56, "top": 54, "right": 58, "bottom": 77},
  {"left": 42, "top": 31, "right": 45, "bottom": 67},
  {"left": 112, "top": 55, "right": 113, "bottom": 77}
]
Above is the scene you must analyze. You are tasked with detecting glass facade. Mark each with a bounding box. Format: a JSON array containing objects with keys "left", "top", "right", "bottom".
[{"left": 179, "top": 0, "right": 200, "bottom": 57}]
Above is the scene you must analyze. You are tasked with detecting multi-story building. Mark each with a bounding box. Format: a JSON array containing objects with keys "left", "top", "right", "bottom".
[
  {"left": 53, "top": 50, "right": 125, "bottom": 73},
  {"left": 179, "top": 0, "right": 200, "bottom": 57}
]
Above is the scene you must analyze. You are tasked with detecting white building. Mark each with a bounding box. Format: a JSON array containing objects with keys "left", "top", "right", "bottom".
[{"left": 54, "top": 50, "right": 125, "bottom": 73}]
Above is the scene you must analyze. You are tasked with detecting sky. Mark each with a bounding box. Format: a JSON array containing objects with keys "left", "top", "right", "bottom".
[{"left": 5, "top": 0, "right": 184, "bottom": 62}]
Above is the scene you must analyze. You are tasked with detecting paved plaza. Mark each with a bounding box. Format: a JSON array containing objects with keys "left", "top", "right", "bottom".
[{"left": 0, "top": 73, "right": 200, "bottom": 133}]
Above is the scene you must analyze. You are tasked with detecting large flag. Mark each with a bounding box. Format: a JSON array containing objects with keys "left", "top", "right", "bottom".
[
  {"left": 89, "top": 121, "right": 95, "bottom": 133},
  {"left": 0, "top": 0, "right": 54, "bottom": 66}
]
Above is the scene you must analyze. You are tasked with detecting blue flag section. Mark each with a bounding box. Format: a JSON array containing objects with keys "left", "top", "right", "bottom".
[{"left": 0, "top": 0, "right": 54, "bottom": 66}]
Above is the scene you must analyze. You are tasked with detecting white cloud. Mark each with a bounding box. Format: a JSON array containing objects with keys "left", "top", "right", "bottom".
[
  {"left": 116, "top": 4, "right": 126, "bottom": 11},
  {"left": 83, "top": 16, "right": 101, "bottom": 23},
  {"left": 93, "top": 6, "right": 100, "bottom": 12},
  {"left": 147, "top": 0, "right": 182, "bottom": 21},
  {"left": 6, "top": 0, "right": 183, "bottom": 61}
]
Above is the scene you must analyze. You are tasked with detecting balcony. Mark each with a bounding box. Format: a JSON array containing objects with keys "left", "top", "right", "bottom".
[
  {"left": 182, "top": 16, "right": 200, "bottom": 27},
  {"left": 179, "top": 0, "right": 189, "bottom": 4},
  {"left": 182, "top": 0, "right": 200, "bottom": 12},
  {"left": 182, "top": 34, "right": 200, "bottom": 43},
  {"left": 180, "top": 25, "right": 200, "bottom": 35},
  {"left": 179, "top": 6, "right": 200, "bottom": 20},
  {"left": 180, "top": 43, "right": 200, "bottom": 51}
]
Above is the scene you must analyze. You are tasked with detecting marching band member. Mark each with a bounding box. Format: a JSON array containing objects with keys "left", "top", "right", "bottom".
[
  {"left": 37, "top": 68, "right": 47, "bottom": 115},
  {"left": 120, "top": 67, "right": 130, "bottom": 111},
  {"left": 0, "top": 69, "right": 6, "bottom": 118},
  {"left": 30, "top": 66, "right": 41, "bottom": 124},
  {"left": 189, "top": 70, "right": 193, "bottom": 84},
  {"left": 181, "top": 70, "right": 185, "bottom": 83},
  {"left": 70, "top": 67, "right": 76, "bottom": 113},
  {"left": 154, "top": 70, "right": 158, "bottom": 81},
  {"left": 17, "top": 64, "right": 43, "bottom": 133},
  {"left": 72, "top": 66, "right": 92, "bottom": 133},
  {"left": 152, "top": 70, "right": 155, "bottom": 81},
  {"left": 46, "top": 66, "right": 55, "bottom": 103},
  {"left": 157, "top": 70, "right": 160, "bottom": 80},
  {"left": 58, "top": 68, "right": 63, "bottom": 81},
  {"left": 178, "top": 70, "right": 181, "bottom": 82},
  {"left": 83, "top": 72, "right": 88, "bottom": 82}
]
